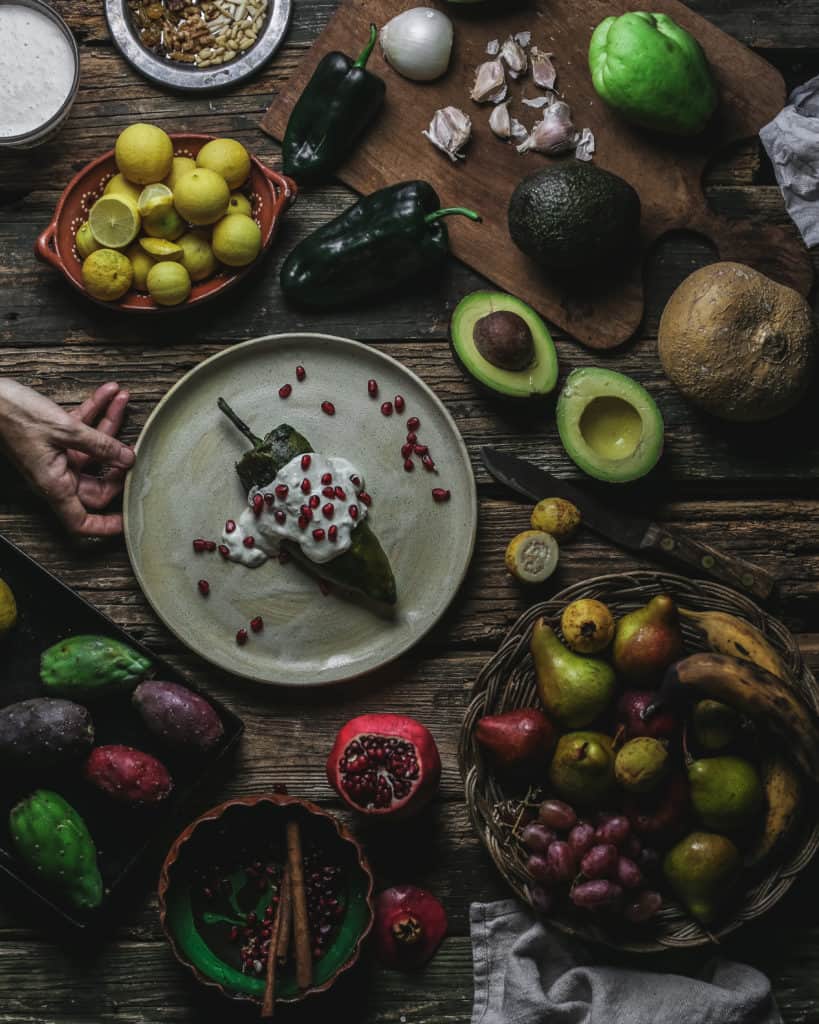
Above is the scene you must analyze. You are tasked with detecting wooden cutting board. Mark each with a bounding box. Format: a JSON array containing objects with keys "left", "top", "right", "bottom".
[{"left": 262, "top": 0, "right": 813, "bottom": 349}]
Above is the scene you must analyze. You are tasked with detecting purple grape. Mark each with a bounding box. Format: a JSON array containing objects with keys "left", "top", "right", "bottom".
[
  {"left": 616, "top": 856, "right": 643, "bottom": 890},
  {"left": 624, "top": 890, "right": 662, "bottom": 923},
  {"left": 594, "top": 815, "right": 631, "bottom": 847},
  {"left": 568, "top": 822, "right": 597, "bottom": 859},
  {"left": 580, "top": 844, "right": 618, "bottom": 879},
  {"left": 530, "top": 885, "right": 554, "bottom": 913},
  {"left": 571, "top": 880, "right": 623, "bottom": 909},
  {"left": 623, "top": 834, "right": 642, "bottom": 860},
  {"left": 545, "top": 841, "right": 576, "bottom": 883},
  {"left": 522, "top": 823, "right": 557, "bottom": 855},
  {"left": 526, "top": 854, "right": 551, "bottom": 882},
  {"left": 538, "top": 799, "right": 577, "bottom": 832},
  {"left": 638, "top": 847, "right": 660, "bottom": 875}
]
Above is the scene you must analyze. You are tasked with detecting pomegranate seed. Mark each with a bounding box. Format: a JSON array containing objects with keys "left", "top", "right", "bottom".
[
  {"left": 322, "top": 486, "right": 335, "bottom": 499},
  {"left": 406, "top": 431, "right": 417, "bottom": 444},
  {"left": 197, "top": 579, "right": 210, "bottom": 596},
  {"left": 300, "top": 505, "right": 313, "bottom": 521},
  {"left": 298, "top": 515, "right": 309, "bottom": 530},
  {"left": 422, "top": 454, "right": 435, "bottom": 471},
  {"left": 253, "top": 494, "right": 264, "bottom": 515},
  {"left": 192, "top": 539, "right": 207, "bottom": 553},
  {"left": 296, "top": 365, "right": 306, "bottom": 381},
  {"left": 367, "top": 379, "right": 378, "bottom": 397},
  {"left": 243, "top": 536, "right": 255, "bottom": 548},
  {"left": 278, "top": 549, "right": 291, "bottom": 564},
  {"left": 274, "top": 509, "right": 286, "bottom": 524},
  {"left": 236, "top": 628, "right": 248, "bottom": 645},
  {"left": 394, "top": 394, "right": 405, "bottom": 412},
  {"left": 250, "top": 616, "right": 264, "bottom": 633},
  {"left": 328, "top": 525, "right": 338, "bottom": 542},
  {"left": 334, "top": 486, "right": 346, "bottom": 500},
  {"left": 321, "top": 401, "right": 335, "bottom": 416},
  {"left": 401, "top": 443, "right": 413, "bottom": 458},
  {"left": 404, "top": 458, "right": 414, "bottom": 472},
  {"left": 218, "top": 544, "right": 229, "bottom": 558},
  {"left": 349, "top": 505, "right": 359, "bottom": 520},
  {"left": 301, "top": 478, "right": 311, "bottom": 494},
  {"left": 380, "top": 401, "right": 393, "bottom": 417},
  {"left": 278, "top": 383, "right": 292, "bottom": 399},
  {"left": 323, "top": 503, "right": 334, "bottom": 519},
  {"left": 351, "top": 475, "right": 361, "bottom": 487},
  {"left": 359, "top": 491, "right": 372, "bottom": 506},
  {"left": 225, "top": 519, "right": 237, "bottom": 534},
  {"left": 407, "top": 416, "right": 420, "bottom": 431},
  {"left": 432, "top": 488, "right": 451, "bottom": 503},
  {"left": 318, "top": 578, "right": 331, "bottom": 596},
  {"left": 309, "top": 494, "right": 321, "bottom": 508},
  {"left": 321, "top": 472, "right": 332, "bottom": 485},
  {"left": 414, "top": 444, "right": 429, "bottom": 455},
  {"left": 301, "top": 454, "right": 311, "bottom": 470},
  {"left": 229, "top": 926, "right": 239, "bottom": 942},
  {"left": 313, "top": 528, "right": 326, "bottom": 541},
  {"left": 205, "top": 540, "right": 217, "bottom": 551},
  {"left": 275, "top": 483, "right": 289, "bottom": 499},
  {"left": 263, "top": 493, "right": 274, "bottom": 507}
]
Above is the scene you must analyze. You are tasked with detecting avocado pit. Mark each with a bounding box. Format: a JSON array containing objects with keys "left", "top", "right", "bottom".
[{"left": 473, "top": 310, "right": 535, "bottom": 371}]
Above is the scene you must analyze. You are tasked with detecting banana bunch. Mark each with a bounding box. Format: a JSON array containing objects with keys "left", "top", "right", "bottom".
[{"left": 679, "top": 608, "right": 788, "bottom": 681}]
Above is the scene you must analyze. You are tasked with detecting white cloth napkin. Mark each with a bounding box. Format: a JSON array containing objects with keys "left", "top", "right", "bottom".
[{"left": 470, "top": 900, "right": 781, "bottom": 1024}]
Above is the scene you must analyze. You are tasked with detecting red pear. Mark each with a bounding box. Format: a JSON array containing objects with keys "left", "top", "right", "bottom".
[
  {"left": 475, "top": 708, "right": 556, "bottom": 778},
  {"left": 613, "top": 594, "right": 683, "bottom": 686}
]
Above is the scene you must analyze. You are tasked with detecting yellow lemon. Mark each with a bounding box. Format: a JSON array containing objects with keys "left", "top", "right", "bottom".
[
  {"left": 88, "top": 195, "right": 141, "bottom": 249},
  {"left": 0, "top": 579, "right": 17, "bottom": 635},
  {"left": 212, "top": 213, "right": 261, "bottom": 267},
  {"left": 147, "top": 261, "right": 191, "bottom": 306},
  {"left": 196, "top": 138, "right": 251, "bottom": 189},
  {"left": 126, "top": 242, "right": 156, "bottom": 291},
  {"left": 178, "top": 231, "right": 217, "bottom": 281},
  {"left": 76, "top": 221, "right": 101, "bottom": 260},
  {"left": 164, "top": 155, "right": 197, "bottom": 191},
  {"left": 139, "top": 237, "right": 183, "bottom": 261},
  {"left": 143, "top": 207, "right": 186, "bottom": 240},
  {"left": 104, "top": 173, "right": 141, "bottom": 204},
  {"left": 115, "top": 123, "right": 174, "bottom": 185},
  {"left": 137, "top": 183, "right": 174, "bottom": 219},
  {"left": 227, "top": 191, "right": 252, "bottom": 216},
  {"left": 82, "top": 249, "right": 134, "bottom": 302},
  {"left": 173, "top": 168, "right": 230, "bottom": 226}
]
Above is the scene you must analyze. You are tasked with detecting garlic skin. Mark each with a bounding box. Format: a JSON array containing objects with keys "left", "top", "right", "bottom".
[
  {"left": 470, "top": 60, "right": 507, "bottom": 104},
  {"left": 517, "top": 101, "right": 578, "bottom": 155},
  {"left": 423, "top": 106, "right": 472, "bottom": 161},
  {"left": 380, "top": 8, "right": 454, "bottom": 82},
  {"left": 500, "top": 35, "right": 528, "bottom": 78},
  {"left": 575, "top": 127, "right": 596, "bottom": 162}
]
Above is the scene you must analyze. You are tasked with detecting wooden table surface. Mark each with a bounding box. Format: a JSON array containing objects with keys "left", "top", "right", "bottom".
[{"left": 1, "top": 1, "right": 819, "bottom": 1021}]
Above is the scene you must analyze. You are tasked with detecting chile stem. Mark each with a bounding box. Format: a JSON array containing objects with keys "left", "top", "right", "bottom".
[
  {"left": 354, "top": 24, "right": 378, "bottom": 69},
  {"left": 217, "top": 397, "right": 263, "bottom": 448},
  {"left": 424, "top": 207, "right": 482, "bottom": 225}
]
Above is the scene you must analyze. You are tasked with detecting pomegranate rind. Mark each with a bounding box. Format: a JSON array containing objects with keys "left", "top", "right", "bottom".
[{"left": 374, "top": 885, "right": 447, "bottom": 970}]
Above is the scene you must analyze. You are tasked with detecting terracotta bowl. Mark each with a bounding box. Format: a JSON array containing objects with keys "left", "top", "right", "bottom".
[
  {"left": 35, "top": 133, "right": 297, "bottom": 312},
  {"left": 158, "top": 794, "right": 374, "bottom": 1006}
]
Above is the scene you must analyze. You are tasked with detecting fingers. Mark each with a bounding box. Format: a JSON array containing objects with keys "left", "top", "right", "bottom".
[
  {"left": 69, "top": 420, "right": 135, "bottom": 470},
  {"left": 51, "top": 489, "right": 124, "bottom": 538},
  {"left": 69, "top": 382, "right": 121, "bottom": 425},
  {"left": 68, "top": 386, "right": 131, "bottom": 470},
  {"left": 77, "top": 470, "right": 125, "bottom": 510},
  {"left": 95, "top": 388, "right": 130, "bottom": 440}
]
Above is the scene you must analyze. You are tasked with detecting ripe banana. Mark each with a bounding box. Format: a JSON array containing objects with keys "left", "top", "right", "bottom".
[
  {"left": 651, "top": 653, "right": 819, "bottom": 785},
  {"left": 745, "top": 754, "right": 801, "bottom": 868},
  {"left": 679, "top": 608, "right": 788, "bottom": 681}
]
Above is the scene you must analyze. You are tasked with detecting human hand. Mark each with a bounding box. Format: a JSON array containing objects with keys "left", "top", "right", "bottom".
[{"left": 0, "top": 379, "right": 135, "bottom": 537}]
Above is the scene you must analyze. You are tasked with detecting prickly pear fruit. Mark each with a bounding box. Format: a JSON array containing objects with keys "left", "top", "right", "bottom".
[
  {"left": 132, "top": 681, "right": 224, "bottom": 752},
  {"left": 10, "top": 789, "right": 103, "bottom": 911},
  {"left": 0, "top": 698, "right": 94, "bottom": 769},
  {"left": 41, "top": 635, "right": 152, "bottom": 699},
  {"left": 83, "top": 745, "right": 173, "bottom": 805}
]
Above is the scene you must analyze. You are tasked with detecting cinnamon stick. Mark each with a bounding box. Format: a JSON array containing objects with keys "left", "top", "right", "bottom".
[
  {"left": 276, "top": 863, "right": 293, "bottom": 962},
  {"left": 261, "top": 865, "right": 289, "bottom": 1019},
  {"left": 286, "top": 818, "right": 313, "bottom": 990}
]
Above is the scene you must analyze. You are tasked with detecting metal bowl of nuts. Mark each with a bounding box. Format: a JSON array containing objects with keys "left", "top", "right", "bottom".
[{"left": 105, "top": 0, "right": 291, "bottom": 91}]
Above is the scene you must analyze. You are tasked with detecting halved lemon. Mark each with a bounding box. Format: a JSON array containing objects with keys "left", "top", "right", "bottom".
[
  {"left": 137, "top": 183, "right": 174, "bottom": 219},
  {"left": 89, "top": 195, "right": 141, "bottom": 249},
  {"left": 139, "top": 237, "right": 183, "bottom": 261}
]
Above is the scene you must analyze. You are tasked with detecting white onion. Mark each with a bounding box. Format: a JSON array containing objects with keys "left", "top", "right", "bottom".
[{"left": 380, "top": 8, "right": 454, "bottom": 82}]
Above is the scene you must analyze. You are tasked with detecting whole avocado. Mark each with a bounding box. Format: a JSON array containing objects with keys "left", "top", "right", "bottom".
[
  {"left": 508, "top": 162, "right": 641, "bottom": 271},
  {"left": 40, "top": 635, "right": 152, "bottom": 699},
  {"left": 589, "top": 13, "right": 717, "bottom": 136},
  {"left": 0, "top": 698, "right": 94, "bottom": 769}
]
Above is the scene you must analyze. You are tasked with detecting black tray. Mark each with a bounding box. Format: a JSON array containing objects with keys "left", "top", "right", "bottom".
[{"left": 0, "top": 532, "right": 244, "bottom": 933}]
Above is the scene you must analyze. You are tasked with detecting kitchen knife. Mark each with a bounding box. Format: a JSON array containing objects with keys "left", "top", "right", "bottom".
[{"left": 481, "top": 447, "right": 776, "bottom": 601}]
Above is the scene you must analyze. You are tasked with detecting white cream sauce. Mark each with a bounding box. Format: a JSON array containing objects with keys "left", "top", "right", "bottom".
[{"left": 220, "top": 453, "right": 368, "bottom": 567}]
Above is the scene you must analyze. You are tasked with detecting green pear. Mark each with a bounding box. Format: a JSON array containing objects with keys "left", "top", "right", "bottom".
[
  {"left": 693, "top": 700, "right": 738, "bottom": 752},
  {"left": 615, "top": 737, "right": 669, "bottom": 793},
  {"left": 531, "top": 619, "right": 616, "bottom": 728},
  {"left": 548, "top": 731, "right": 615, "bottom": 805},
  {"left": 612, "top": 594, "right": 682, "bottom": 684},
  {"left": 688, "top": 756, "right": 763, "bottom": 832},
  {"left": 664, "top": 831, "right": 740, "bottom": 924}
]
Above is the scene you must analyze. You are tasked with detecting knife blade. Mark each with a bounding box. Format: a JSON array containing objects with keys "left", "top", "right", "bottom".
[{"left": 481, "top": 447, "right": 777, "bottom": 601}]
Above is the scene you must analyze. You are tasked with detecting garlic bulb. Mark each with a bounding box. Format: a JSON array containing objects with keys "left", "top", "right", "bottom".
[
  {"left": 423, "top": 106, "right": 472, "bottom": 161},
  {"left": 470, "top": 59, "right": 507, "bottom": 104},
  {"left": 380, "top": 8, "right": 454, "bottom": 82}
]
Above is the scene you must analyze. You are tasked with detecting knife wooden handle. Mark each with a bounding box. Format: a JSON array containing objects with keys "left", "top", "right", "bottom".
[{"left": 640, "top": 524, "right": 777, "bottom": 602}]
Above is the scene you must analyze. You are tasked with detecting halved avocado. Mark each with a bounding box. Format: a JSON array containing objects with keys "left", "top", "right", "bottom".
[
  {"left": 556, "top": 368, "right": 664, "bottom": 483},
  {"left": 450, "top": 291, "right": 558, "bottom": 399}
]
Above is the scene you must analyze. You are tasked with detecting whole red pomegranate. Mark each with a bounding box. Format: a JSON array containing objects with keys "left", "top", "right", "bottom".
[
  {"left": 625, "top": 774, "right": 690, "bottom": 844},
  {"left": 616, "top": 691, "right": 678, "bottom": 740},
  {"left": 326, "top": 713, "right": 441, "bottom": 819},
  {"left": 374, "top": 885, "right": 447, "bottom": 970}
]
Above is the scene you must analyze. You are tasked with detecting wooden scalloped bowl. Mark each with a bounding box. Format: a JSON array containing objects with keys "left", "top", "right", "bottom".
[{"left": 35, "top": 133, "right": 297, "bottom": 312}]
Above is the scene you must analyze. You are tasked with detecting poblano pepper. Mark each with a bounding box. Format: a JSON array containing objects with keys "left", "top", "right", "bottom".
[
  {"left": 279, "top": 180, "right": 481, "bottom": 308},
  {"left": 218, "top": 400, "right": 397, "bottom": 606},
  {"left": 282, "top": 24, "right": 386, "bottom": 186}
]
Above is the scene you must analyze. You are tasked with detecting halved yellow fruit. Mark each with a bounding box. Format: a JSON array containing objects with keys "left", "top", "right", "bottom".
[
  {"left": 137, "top": 183, "right": 174, "bottom": 219},
  {"left": 89, "top": 195, "right": 141, "bottom": 249},
  {"left": 139, "top": 237, "right": 183, "bottom": 261}
]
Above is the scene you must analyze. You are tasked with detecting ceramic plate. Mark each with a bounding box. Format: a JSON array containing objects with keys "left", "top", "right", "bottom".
[{"left": 124, "top": 334, "right": 477, "bottom": 686}]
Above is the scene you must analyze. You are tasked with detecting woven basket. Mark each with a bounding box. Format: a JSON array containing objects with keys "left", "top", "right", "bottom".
[{"left": 458, "top": 571, "right": 819, "bottom": 952}]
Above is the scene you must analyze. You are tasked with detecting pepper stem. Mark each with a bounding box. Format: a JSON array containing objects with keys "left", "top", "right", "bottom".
[
  {"left": 424, "top": 207, "right": 483, "bottom": 225},
  {"left": 217, "top": 397, "right": 263, "bottom": 448},
  {"left": 354, "top": 23, "right": 378, "bottom": 69}
]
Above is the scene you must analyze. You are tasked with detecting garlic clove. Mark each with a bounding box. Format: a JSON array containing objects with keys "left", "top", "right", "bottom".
[
  {"left": 486, "top": 38, "right": 500, "bottom": 56},
  {"left": 511, "top": 118, "right": 528, "bottom": 141},
  {"left": 517, "top": 101, "right": 577, "bottom": 155},
  {"left": 522, "top": 94, "right": 554, "bottom": 110},
  {"left": 423, "top": 106, "right": 472, "bottom": 162},
  {"left": 489, "top": 101, "right": 512, "bottom": 140},
  {"left": 575, "top": 127, "right": 596, "bottom": 162},
  {"left": 515, "top": 31, "right": 531, "bottom": 48},
  {"left": 531, "top": 47, "right": 557, "bottom": 90},
  {"left": 470, "top": 59, "right": 507, "bottom": 104},
  {"left": 500, "top": 35, "right": 528, "bottom": 78}
]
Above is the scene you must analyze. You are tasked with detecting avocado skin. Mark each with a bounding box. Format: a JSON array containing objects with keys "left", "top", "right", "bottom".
[{"left": 508, "top": 162, "right": 641, "bottom": 271}]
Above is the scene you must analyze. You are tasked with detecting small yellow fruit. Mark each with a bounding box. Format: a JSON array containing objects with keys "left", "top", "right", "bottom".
[
  {"left": 0, "top": 578, "right": 18, "bottom": 635},
  {"left": 82, "top": 249, "right": 134, "bottom": 302},
  {"left": 504, "top": 530, "right": 559, "bottom": 584},
  {"left": 137, "top": 183, "right": 174, "bottom": 219},
  {"left": 164, "top": 155, "right": 197, "bottom": 191},
  {"left": 561, "top": 599, "right": 615, "bottom": 654},
  {"left": 143, "top": 206, "right": 186, "bottom": 240},
  {"left": 126, "top": 243, "right": 156, "bottom": 291},
  {"left": 226, "top": 191, "right": 252, "bottom": 216},
  {"left": 139, "top": 237, "right": 183, "bottom": 261},
  {"left": 211, "top": 213, "right": 261, "bottom": 267},
  {"left": 115, "top": 123, "right": 174, "bottom": 185},
  {"left": 147, "top": 261, "right": 191, "bottom": 306},
  {"left": 173, "top": 168, "right": 230, "bottom": 226},
  {"left": 196, "top": 138, "right": 251, "bottom": 189},
  {"left": 76, "top": 221, "right": 101, "bottom": 260},
  {"left": 178, "top": 231, "right": 217, "bottom": 281},
  {"left": 104, "top": 173, "right": 141, "bottom": 204},
  {"left": 531, "top": 497, "right": 581, "bottom": 540},
  {"left": 88, "top": 195, "right": 141, "bottom": 249}
]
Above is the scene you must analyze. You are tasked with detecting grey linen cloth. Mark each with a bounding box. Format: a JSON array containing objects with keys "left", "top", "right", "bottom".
[
  {"left": 470, "top": 900, "right": 781, "bottom": 1024},
  {"left": 761, "top": 74, "right": 819, "bottom": 247}
]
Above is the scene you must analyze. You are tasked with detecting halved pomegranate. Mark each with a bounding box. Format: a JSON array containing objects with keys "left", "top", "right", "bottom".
[
  {"left": 326, "top": 713, "right": 441, "bottom": 820},
  {"left": 374, "top": 886, "right": 447, "bottom": 970}
]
